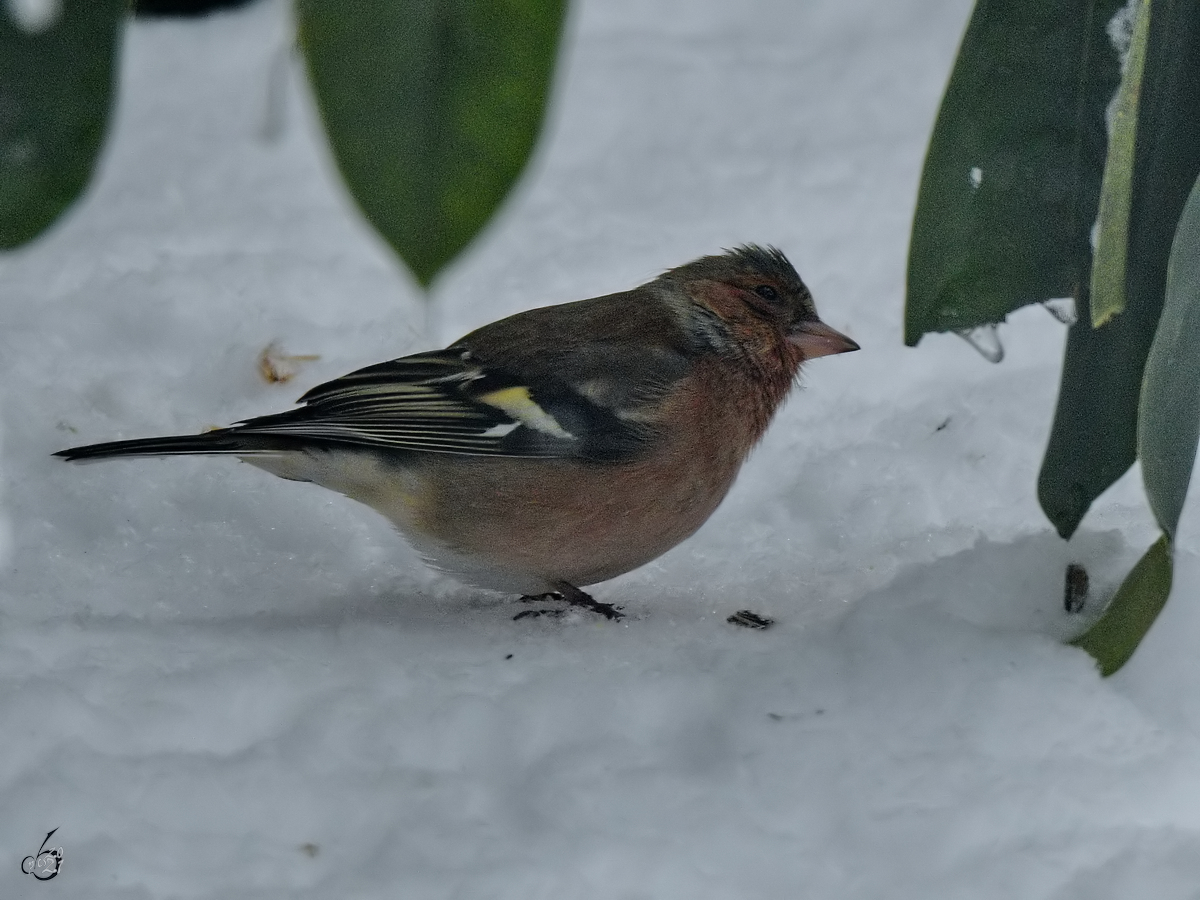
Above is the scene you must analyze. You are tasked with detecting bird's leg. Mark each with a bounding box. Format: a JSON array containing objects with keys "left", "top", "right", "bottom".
[
  {"left": 512, "top": 584, "right": 624, "bottom": 621},
  {"left": 554, "top": 582, "right": 624, "bottom": 620}
]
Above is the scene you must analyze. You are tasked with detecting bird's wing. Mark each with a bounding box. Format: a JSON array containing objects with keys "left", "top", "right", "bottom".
[{"left": 231, "top": 346, "right": 687, "bottom": 461}]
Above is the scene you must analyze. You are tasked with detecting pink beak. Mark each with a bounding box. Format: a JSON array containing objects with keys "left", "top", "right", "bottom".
[{"left": 789, "top": 319, "right": 860, "bottom": 358}]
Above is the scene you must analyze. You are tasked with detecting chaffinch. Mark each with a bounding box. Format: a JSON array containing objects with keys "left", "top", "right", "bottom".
[{"left": 56, "top": 245, "right": 858, "bottom": 619}]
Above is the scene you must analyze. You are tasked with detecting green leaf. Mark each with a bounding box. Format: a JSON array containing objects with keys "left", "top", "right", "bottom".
[
  {"left": 1038, "top": 0, "right": 1200, "bottom": 539},
  {"left": 1071, "top": 535, "right": 1171, "bottom": 676},
  {"left": 297, "top": 0, "right": 567, "bottom": 288},
  {"left": 905, "top": 0, "right": 1123, "bottom": 345},
  {"left": 1089, "top": 0, "right": 1151, "bottom": 328},
  {"left": 1139, "top": 173, "right": 1200, "bottom": 540},
  {"left": 1037, "top": 282, "right": 1162, "bottom": 537},
  {"left": 0, "top": 0, "right": 123, "bottom": 249},
  {"left": 1070, "top": 171, "right": 1200, "bottom": 676}
]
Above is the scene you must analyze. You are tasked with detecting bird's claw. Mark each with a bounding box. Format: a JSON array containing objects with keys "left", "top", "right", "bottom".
[{"left": 515, "top": 587, "right": 625, "bottom": 621}]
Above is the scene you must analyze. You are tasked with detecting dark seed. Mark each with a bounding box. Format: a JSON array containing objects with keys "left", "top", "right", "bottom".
[
  {"left": 727, "top": 610, "right": 774, "bottom": 629},
  {"left": 1064, "top": 563, "right": 1089, "bottom": 614}
]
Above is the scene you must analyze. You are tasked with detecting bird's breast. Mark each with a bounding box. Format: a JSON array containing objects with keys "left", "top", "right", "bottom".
[{"left": 398, "top": 369, "right": 764, "bottom": 590}]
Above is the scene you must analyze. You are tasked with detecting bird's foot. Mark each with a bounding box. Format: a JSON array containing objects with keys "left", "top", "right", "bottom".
[
  {"left": 513, "top": 584, "right": 624, "bottom": 621},
  {"left": 513, "top": 597, "right": 566, "bottom": 620},
  {"left": 557, "top": 582, "right": 625, "bottom": 620}
]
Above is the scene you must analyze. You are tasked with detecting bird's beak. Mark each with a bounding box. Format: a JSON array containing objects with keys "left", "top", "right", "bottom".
[{"left": 788, "top": 319, "right": 860, "bottom": 358}]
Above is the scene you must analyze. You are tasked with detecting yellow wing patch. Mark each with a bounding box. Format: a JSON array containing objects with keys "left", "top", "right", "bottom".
[{"left": 478, "top": 387, "right": 575, "bottom": 439}]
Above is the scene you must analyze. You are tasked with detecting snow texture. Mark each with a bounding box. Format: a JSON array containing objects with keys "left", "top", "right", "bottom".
[{"left": 4, "top": 0, "right": 1200, "bottom": 897}]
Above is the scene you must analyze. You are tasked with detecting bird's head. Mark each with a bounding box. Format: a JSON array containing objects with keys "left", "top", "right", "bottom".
[{"left": 661, "top": 244, "right": 859, "bottom": 364}]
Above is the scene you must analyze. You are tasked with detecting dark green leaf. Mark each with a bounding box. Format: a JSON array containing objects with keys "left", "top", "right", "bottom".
[
  {"left": 905, "top": 0, "right": 1123, "bottom": 344},
  {"left": 1039, "top": 0, "right": 1200, "bottom": 538},
  {"left": 297, "top": 0, "right": 567, "bottom": 288},
  {"left": 1037, "top": 282, "right": 1158, "bottom": 536},
  {"left": 1070, "top": 534, "right": 1171, "bottom": 676},
  {"left": 1090, "top": 0, "right": 1150, "bottom": 327},
  {"left": 1139, "top": 173, "right": 1200, "bottom": 540},
  {"left": 0, "top": 0, "right": 123, "bottom": 249}
]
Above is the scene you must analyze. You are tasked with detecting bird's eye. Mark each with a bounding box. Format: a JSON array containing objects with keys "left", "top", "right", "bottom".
[{"left": 753, "top": 285, "right": 779, "bottom": 302}]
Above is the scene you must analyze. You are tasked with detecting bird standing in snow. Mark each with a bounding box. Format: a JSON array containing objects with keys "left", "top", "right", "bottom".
[{"left": 57, "top": 246, "right": 858, "bottom": 619}]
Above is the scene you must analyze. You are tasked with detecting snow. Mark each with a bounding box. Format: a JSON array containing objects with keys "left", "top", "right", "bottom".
[
  {"left": 5, "top": 0, "right": 62, "bottom": 34},
  {"left": 4, "top": 0, "right": 1200, "bottom": 896}
]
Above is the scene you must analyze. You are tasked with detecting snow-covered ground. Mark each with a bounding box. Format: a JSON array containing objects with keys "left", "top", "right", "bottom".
[{"left": 5, "top": 0, "right": 1200, "bottom": 896}]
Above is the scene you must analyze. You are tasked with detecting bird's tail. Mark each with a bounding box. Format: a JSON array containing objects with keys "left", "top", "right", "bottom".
[{"left": 54, "top": 429, "right": 277, "bottom": 463}]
